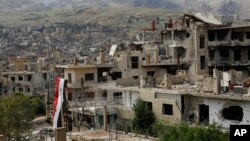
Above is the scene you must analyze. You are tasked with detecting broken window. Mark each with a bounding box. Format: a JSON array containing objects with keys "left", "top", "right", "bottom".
[
  {"left": 110, "top": 72, "right": 122, "bottom": 80},
  {"left": 199, "top": 104, "right": 209, "bottom": 125},
  {"left": 131, "top": 56, "right": 139, "bottom": 69},
  {"left": 222, "top": 106, "right": 243, "bottom": 121},
  {"left": 113, "top": 92, "right": 122, "bottom": 100},
  {"left": 232, "top": 32, "right": 244, "bottom": 41},
  {"left": 200, "top": 35, "right": 205, "bottom": 48},
  {"left": 27, "top": 75, "right": 32, "bottom": 81},
  {"left": 18, "top": 75, "right": 23, "bottom": 81},
  {"left": 200, "top": 56, "right": 205, "bottom": 70},
  {"left": 174, "top": 30, "right": 186, "bottom": 42},
  {"left": 217, "top": 29, "right": 229, "bottom": 41},
  {"left": 68, "top": 73, "right": 72, "bottom": 83},
  {"left": 19, "top": 87, "right": 23, "bottom": 92},
  {"left": 208, "top": 31, "right": 216, "bottom": 41},
  {"left": 147, "top": 71, "right": 155, "bottom": 77},
  {"left": 11, "top": 77, "right": 15, "bottom": 81},
  {"left": 220, "top": 49, "right": 229, "bottom": 59},
  {"left": 102, "top": 91, "right": 107, "bottom": 99},
  {"left": 246, "top": 32, "right": 250, "bottom": 39},
  {"left": 133, "top": 76, "right": 139, "bottom": 79},
  {"left": 234, "top": 49, "right": 241, "bottom": 61},
  {"left": 162, "top": 104, "right": 173, "bottom": 115},
  {"left": 85, "top": 73, "right": 94, "bottom": 81},
  {"left": 26, "top": 87, "right": 30, "bottom": 93}
]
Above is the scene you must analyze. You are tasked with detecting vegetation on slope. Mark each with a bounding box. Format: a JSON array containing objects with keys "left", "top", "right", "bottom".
[
  {"left": 132, "top": 98, "right": 229, "bottom": 141},
  {"left": 0, "top": 93, "right": 45, "bottom": 140}
]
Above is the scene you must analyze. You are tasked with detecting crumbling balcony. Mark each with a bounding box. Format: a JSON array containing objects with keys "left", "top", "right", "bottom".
[{"left": 141, "top": 58, "right": 190, "bottom": 67}]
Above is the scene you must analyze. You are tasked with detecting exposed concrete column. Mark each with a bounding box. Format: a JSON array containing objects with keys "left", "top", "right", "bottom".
[
  {"left": 214, "top": 50, "right": 220, "bottom": 62},
  {"left": 213, "top": 68, "right": 220, "bottom": 94},
  {"left": 55, "top": 127, "right": 66, "bottom": 141},
  {"left": 171, "top": 30, "right": 174, "bottom": 41},
  {"left": 229, "top": 49, "right": 234, "bottom": 62},
  {"left": 145, "top": 54, "right": 150, "bottom": 64},
  {"left": 103, "top": 105, "right": 108, "bottom": 131},
  {"left": 99, "top": 49, "right": 105, "bottom": 64},
  {"left": 164, "top": 74, "right": 171, "bottom": 89},
  {"left": 153, "top": 49, "right": 158, "bottom": 63},
  {"left": 140, "top": 75, "right": 145, "bottom": 87},
  {"left": 0, "top": 135, "right": 4, "bottom": 141}
]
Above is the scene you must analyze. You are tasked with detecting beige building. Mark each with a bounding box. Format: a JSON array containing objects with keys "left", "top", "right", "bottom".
[
  {"left": 1, "top": 71, "right": 48, "bottom": 96},
  {"left": 56, "top": 13, "right": 250, "bottom": 131}
]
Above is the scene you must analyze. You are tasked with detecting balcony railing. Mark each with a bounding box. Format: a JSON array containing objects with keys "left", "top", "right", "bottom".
[{"left": 69, "top": 96, "right": 123, "bottom": 108}]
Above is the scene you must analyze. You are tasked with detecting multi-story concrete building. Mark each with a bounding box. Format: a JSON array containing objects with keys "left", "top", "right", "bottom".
[
  {"left": 56, "top": 12, "right": 250, "bottom": 131},
  {"left": 1, "top": 71, "right": 48, "bottom": 96}
]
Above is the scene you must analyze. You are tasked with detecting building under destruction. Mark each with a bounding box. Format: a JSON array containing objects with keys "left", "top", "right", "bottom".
[{"left": 56, "top": 12, "right": 250, "bottom": 132}]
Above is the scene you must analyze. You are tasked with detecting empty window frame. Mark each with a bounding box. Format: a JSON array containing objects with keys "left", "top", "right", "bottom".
[
  {"left": 85, "top": 73, "right": 94, "bottom": 81},
  {"left": 18, "top": 75, "right": 23, "bottom": 81},
  {"left": 200, "top": 56, "right": 205, "bottom": 70},
  {"left": 200, "top": 35, "right": 205, "bottom": 48},
  {"left": 222, "top": 106, "right": 243, "bottom": 121},
  {"left": 162, "top": 104, "right": 173, "bottom": 115},
  {"left": 26, "top": 87, "right": 30, "bottom": 93},
  {"left": 246, "top": 32, "right": 250, "bottom": 39},
  {"left": 147, "top": 71, "right": 155, "bottom": 77},
  {"left": 208, "top": 31, "right": 216, "bottom": 41},
  {"left": 11, "top": 76, "right": 15, "bottom": 81},
  {"left": 27, "top": 75, "right": 32, "bottom": 81},
  {"left": 114, "top": 92, "right": 122, "bottom": 99},
  {"left": 219, "top": 49, "right": 229, "bottom": 59},
  {"left": 234, "top": 49, "right": 241, "bottom": 61},
  {"left": 131, "top": 56, "right": 139, "bottom": 69},
  {"left": 133, "top": 76, "right": 139, "bottom": 79}
]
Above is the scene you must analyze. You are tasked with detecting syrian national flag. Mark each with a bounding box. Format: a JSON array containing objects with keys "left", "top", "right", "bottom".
[{"left": 53, "top": 77, "right": 67, "bottom": 129}]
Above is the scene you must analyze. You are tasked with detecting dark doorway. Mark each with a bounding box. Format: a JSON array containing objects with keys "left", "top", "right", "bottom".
[{"left": 199, "top": 104, "right": 209, "bottom": 125}]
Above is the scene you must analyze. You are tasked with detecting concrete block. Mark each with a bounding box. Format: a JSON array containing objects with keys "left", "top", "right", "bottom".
[{"left": 55, "top": 127, "right": 66, "bottom": 141}]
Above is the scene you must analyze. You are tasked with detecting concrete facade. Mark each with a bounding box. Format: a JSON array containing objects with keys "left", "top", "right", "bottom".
[
  {"left": 55, "top": 13, "right": 250, "bottom": 131},
  {"left": 1, "top": 71, "right": 48, "bottom": 96}
]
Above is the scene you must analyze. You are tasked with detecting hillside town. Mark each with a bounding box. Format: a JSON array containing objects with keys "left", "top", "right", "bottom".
[{"left": 1, "top": 11, "right": 250, "bottom": 140}]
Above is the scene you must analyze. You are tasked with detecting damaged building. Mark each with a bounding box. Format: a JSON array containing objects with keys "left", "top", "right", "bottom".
[{"left": 56, "top": 12, "right": 250, "bottom": 131}]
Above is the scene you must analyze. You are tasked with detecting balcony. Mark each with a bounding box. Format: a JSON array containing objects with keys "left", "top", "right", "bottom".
[
  {"left": 209, "top": 40, "right": 250, "bottom": 47},
  {"left": 141, "top": 58, "right": 190, "bottom": 67},
  {"left": 69, "top": 96, "right": 123, "bottom": 108},
  {"left": 209, "top": 60, "right": 250, "bottom": 66}
]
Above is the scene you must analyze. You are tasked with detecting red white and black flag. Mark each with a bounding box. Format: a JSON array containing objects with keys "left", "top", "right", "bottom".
[{"left": 53, "top": 77, "right": 67, "bottom": 129}]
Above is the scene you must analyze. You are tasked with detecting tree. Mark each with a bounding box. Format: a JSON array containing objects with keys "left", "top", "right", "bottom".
[
  {"left": 132, "top": 98, "right": 155, "bottom": 134},
  {"left": 32, "top": 97, "right": 46, "bottom": 116},
  {"left": 157, "top": 123, "right": 229, "bottom": 141},
  {"left": 0, "top": 93, "right": 37, "bottom": 140}
]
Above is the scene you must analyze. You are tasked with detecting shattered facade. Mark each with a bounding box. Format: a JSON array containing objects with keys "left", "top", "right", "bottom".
[{"left": 55, "top": 12, "right": 250, "bottom": 131}]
